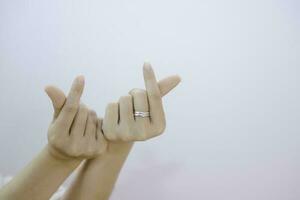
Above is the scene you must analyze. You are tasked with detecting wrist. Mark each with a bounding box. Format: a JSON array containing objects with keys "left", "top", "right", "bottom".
[
  {"left": 90, "top": 142, "right": 134, "bottom": 164},
  {"left": 106, "top": 142, "right": 134, "bottom": 157},
  {"left": 45, "top": 144, "right": 82, "bottom": 165}
]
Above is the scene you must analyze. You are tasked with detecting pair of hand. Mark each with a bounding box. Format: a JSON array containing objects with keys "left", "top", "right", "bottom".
[{"left": 45, "top": 63, "right": 180, "bottom": 160}]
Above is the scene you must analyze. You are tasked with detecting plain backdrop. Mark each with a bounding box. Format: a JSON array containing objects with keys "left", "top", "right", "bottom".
[{"left": 0, "top": 0, "right": 299, "bottom": 199}]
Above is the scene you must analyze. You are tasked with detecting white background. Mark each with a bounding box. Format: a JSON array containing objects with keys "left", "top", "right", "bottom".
[{"left": 0, "top": 0, "right": 299, "bottom": 199}]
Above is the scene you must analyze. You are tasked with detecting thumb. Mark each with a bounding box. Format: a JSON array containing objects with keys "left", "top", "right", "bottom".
[
  {"left": 44, "top": 85, "right": 67, "bottom": 119},
  {"left": 157, "top": 75, "right": 181, "bottom": 97}
]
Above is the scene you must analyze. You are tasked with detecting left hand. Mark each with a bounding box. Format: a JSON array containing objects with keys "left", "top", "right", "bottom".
[{"left": 45, "top": 77, "right": 107, "bottom": 160}]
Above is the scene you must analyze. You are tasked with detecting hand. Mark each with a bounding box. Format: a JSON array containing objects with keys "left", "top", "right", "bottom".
[
  {"left": 103, "top": 62, "right": 181, "bottom": 142},
  {"left": 45, "top": 76, "right": 107, "bottom": 160}
]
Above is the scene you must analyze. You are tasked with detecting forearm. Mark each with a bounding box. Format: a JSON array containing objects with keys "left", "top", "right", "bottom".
[
  {"left": 0, "top": 145, "right": 81, "bottom": 200},
  {"left": 62, "top": 142, "right": 134, "bottom": 200}
]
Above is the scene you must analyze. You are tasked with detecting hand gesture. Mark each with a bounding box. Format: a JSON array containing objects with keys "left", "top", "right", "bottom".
[
  {"left": 45, "top": 76, "right": 107, "bottom": 160},
  {"left": 103, "top": 62, "right": 181, "bottom": 141}
]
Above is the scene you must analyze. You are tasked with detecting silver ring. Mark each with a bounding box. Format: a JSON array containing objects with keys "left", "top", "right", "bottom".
[{"left": 134, "top": 111, "right": 150, "bottom": 118}]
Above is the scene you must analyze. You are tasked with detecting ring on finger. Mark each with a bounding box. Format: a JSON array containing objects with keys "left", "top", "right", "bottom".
[{"left": 134, "top": 111, "right": 150, "bottom": 118}]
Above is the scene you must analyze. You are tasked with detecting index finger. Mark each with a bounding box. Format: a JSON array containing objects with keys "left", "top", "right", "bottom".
[
  {"left": 143, "top": 62, "right": 161, "bottom": 98},
  {"left": 56, "top": 75, "right": 85, "bottom": 128},
  {"left": 143, "top": 62, "right": 164, "bottom": 125}
]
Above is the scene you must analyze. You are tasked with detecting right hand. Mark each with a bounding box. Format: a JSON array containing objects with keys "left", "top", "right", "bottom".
[
  {"left": 45, "top": 76, "right": 107, "bottom": 160},
  {"left": 103, "top": 63, "right": 181, "bottom": 142}
]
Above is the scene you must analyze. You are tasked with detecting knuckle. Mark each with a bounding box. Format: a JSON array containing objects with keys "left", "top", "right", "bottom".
[
  {"left": 90, "top": 110, "right": 97, "bottom": 118},
  {"left": 119, "top": 95, "right": 131, "bottom": 101},
  {"left": 90, "top": 109, "right": 96, "bottom": 115},
  {"left": 129, "top": 88, "right": 140, "bottom": 94},
  {"left": 130, "top": 88, "right": 146, "bottom": 96},
  {"left": 138, "top": 90, "right": 147, "bottom": 96},
  {"left": 107, "top": 102, "right": 117, "bottom": 109},
  {"left": 131, "top": 89, "right": 147, "bottom": 97}
]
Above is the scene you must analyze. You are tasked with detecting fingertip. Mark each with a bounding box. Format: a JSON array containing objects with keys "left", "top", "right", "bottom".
[
  {"left": 68, "top": 75, "right": 85, "bottom": 102},
  {"left": 157, "top": 75, "right": 182, "bottom": 97},
  {"left": 143, "top": 61, "right": 158, "bottom": 86},
  {"left": 174, "top": 75, "right": 182, "bottom": 83},
  {"left": 73, "top": 75, "right": 85, "bottom": 89},
  {"left": 174, "top": 75, "right": 182, "bottom": 88},
  {"left": 44, "top": 85, "right": 54, "bottom": 93},
  {"left": 76, "top": 75, "right": 85, "bottom": 83},
  {"left": 44, "top": 86, "right": 50, "bottom": 95},
  {"left": 144, "top": 59, "right": 151, "bottom": 65},
  {"left": 143, "top": 61, "right": 153, "bottom": 72},
  {"left": 44, "top": 85, "right": 56, "bottom": 100}
]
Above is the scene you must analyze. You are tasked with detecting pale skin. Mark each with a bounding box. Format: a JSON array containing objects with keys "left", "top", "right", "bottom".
[
  {"left": 62, "top": 63, "right": 181, "bottom": 200},
  {"left": 0, "top": 63, "right": 181, "bottom": 200},
  {"left": 103, "top": 63, "right": 168, "bottom": 142},
  {"left": 0, "top": 76, "right": 107, "bottom": 200}
]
